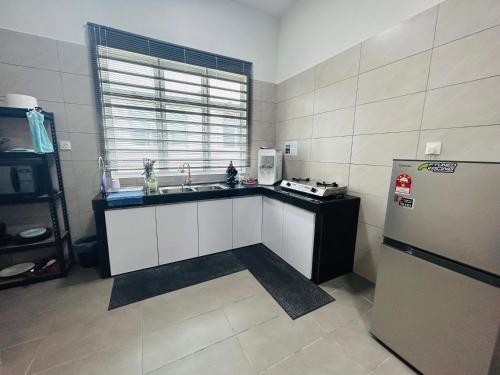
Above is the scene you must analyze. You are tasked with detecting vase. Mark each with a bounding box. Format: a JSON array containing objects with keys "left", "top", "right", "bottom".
[{"left": 144, "top": 175, "right": 158, "bottom": 193}]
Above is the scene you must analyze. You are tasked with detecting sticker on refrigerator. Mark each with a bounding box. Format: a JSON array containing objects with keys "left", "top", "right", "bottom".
[
  {"left": 418, "top": 162, "right": 457, "bottom": 173},
  {"left": 394, "top": 174, "right": 412, "bottom": 195},
  {"left": 396, "top": 196, "right": 414, "bottom": 209}
]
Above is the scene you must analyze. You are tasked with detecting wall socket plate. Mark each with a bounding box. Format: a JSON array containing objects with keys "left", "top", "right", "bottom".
[
  {"left": 424, "top": 142, "right": 442, "bottom": 155},
  {"left": 59, "top": 140, "right": 72, "bottom": 151}
]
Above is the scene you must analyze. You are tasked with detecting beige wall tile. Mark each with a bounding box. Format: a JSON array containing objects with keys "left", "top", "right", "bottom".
[
  {"left": 65, "top": 103, "right": 98, "bottom": 133},
  {"left": 351, "top": 131, "right": 419, "bottom": 166},
  {"left": 354, "top": 222, "right": 383, "bottom": 282},
  {"left": 310, "top": 136, "right": 352, "bottom": 163},
  {"left": 251, "top": 121, "right": 275, "bottom": 141},
  {"left": 276, "top": 92, "right": 314, "bottom": 122},
  {"left": 435, "top": 0, "right": 500, "bottom": 46},
  {"left": 356, "top": 192, "right": 387, "bottom": 229},
  {"left": 277, "top": 67, "right": 315, "bottom": 103},
  {"left": 69, "top": 132, "right": 100, "bottom": 161},
  {"left": 357, "top": 51, "right": 431, "bottom": 104},
  {"left": 277, "top": 139, "right": 311, "bottom": 162},
  {"left": 348, "top": 164, "right": 392, "bottom": 198},
  {"left": 282, "top": 160, "right": 310, "bottom": 179},
  {"left": 0, "top": 63, "right": 63, "bottom": 102},
  {"left": 57, "top": 41, "right": 91, "bottom": 76},
  {"left": 417, "top": 125, "right": 500, "bottom": 161},
  {"left": 309, "top": 162, "right": 350, "bottom": 186},
  {"left": 276, "top": 116, "right": 313, "bottom": 140},
  {"left": 313, "top": 107, "right": 355, "bottom": 138},
  {"left": 0, "top": 28, "right": 59, "bottom": 70},
  {"left": 313, "top": 77, "right": 357, "bottom": 114},
  {"left": 315, "top": 45, "right": 360, "bottom": 89},
  {"left": 429, "top": 25, "right": 500, "bottom": 89},
  {"left": 252, "top": 100, "right": 276, "bottom": 123},
  {"left": 353, "top": 243, "right": 380, "bottom": 283},
  {"left": 422, "top": 76, "right": 500, "bottom": 129},
  {"left": 354, "top": 92, "right": 425, "bottom": 134},
  {"left": 360, "top": 7, "right": 437, "bottom": 73},
  {"left": 252, "top": 80, "right": 277, "bottom": 103},
  {"left": 61, "top": 73, "right": 94, "bottom": 105}
]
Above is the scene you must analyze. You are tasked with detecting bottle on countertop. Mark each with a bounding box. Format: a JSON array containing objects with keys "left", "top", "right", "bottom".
[{"left": 226, "top": 160, "right": 238, "bottom": 186}]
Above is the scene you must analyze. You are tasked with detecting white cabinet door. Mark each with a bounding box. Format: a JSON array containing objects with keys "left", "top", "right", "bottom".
[
  {"left": 198, "top": 199, "right": 233, "bottom": 256},
  {"left": 233, "top": 196, "right": 263, "bottom": 248},
  {"left": 282, "top": 204, "right": 315, "bottom": 279},
  {"left": 105, "top": 206, "right": 158, "bottom": 276},
  {"left": 156, "top": 202, "right": 198, "bottom": 265},
  {"left": 262, "top": 197, "right": 284, "bottom": 257}
]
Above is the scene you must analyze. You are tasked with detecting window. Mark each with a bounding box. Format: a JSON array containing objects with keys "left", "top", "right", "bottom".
[{"left": 88, "top": 24, "right": 252, "bottom": 178}]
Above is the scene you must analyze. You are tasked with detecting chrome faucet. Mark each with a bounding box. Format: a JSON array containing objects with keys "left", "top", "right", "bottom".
[{"left": 178, "top": 162, "right": 192, "bottom": 185}]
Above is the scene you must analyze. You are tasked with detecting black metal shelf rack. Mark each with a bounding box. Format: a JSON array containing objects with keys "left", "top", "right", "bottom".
[{"left": 0, "top": 106, "right": 73, "bottom": 289}]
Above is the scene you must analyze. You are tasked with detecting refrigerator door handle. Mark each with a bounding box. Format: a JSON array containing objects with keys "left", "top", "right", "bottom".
[{"left": 383, "top": 237, "right": 500, "bottom": 288}]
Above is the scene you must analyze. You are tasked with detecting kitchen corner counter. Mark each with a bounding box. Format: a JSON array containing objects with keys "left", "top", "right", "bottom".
[{"left": 92, "top": 183, "right": 360, "bottom": 214}]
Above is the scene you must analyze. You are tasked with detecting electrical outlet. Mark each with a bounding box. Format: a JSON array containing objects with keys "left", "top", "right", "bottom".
[
  {"left": 59, "top": 140, "right": 72, "bottom": 151},
  {"left": 425, "top": 142, "right": 442, "bottom": 155}
]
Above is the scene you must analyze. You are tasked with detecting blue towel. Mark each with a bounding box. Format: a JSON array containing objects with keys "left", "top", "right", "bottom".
[
  {"left": 106, "top": 190, "right": 144, "bottom": 207},
  {"left": 26, "top": 110, "right": 54, "bottom": 153}
]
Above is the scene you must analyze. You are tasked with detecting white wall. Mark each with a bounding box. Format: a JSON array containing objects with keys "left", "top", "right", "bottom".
[
  {"left": 277, "top": 0, "right": 445, "bottom": 82},
  {"left": 0, "top": 0, "right": 279, "bottom": 82}
]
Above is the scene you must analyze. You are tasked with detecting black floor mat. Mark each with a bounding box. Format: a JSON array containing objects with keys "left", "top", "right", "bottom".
[
  {"left": 233, "top": 244, "right": 334, "bottom": 319},
  {"left": 108, "top": 251, "right": 245, "bottom": 310},
  {"left": 109, "top": 244, "right": 334, "bottom": 319}
]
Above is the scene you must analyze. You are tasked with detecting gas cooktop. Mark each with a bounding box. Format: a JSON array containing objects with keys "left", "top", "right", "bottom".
[{"left": 281, "top": 178, "right": 347, "bottom": 198}]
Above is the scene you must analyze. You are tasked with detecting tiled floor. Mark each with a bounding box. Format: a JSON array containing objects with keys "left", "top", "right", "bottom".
[{"left": 0, "top": 267, "right": 416, "bottom": 375}]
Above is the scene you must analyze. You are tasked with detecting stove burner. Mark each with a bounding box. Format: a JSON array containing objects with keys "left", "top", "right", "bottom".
[
  {"left": 292, "top": 177, "right": 310, "bottom": 182},
  {"left": 316, "top": 181, "right": 339, "bottom": 188}
]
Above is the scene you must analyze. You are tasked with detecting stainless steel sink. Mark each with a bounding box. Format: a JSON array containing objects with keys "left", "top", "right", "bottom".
[
  {"left": 159, "top": 183, "right": 228, "bottom": 194},
  {"left": 190, "top": 184, "right": 228, "bottom": 192},
  {"left": 159, "top": 185, "right": 196, "bottom": 194}
]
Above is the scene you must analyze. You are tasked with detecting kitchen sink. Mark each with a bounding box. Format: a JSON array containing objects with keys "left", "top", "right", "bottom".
[
  {"left": 159, "top": 183, "right": 228, "bottom": 194},
  {"left": 190, "top": 184, "right": 229, "bottom": 192},
  {"left": 159, "top": 185, "right": 196, "bottom": 194}
]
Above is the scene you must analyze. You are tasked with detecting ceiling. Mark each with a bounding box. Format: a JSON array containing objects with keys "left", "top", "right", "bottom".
[{"left": 233, "top": 0, "right": 297, "bottom": 17}]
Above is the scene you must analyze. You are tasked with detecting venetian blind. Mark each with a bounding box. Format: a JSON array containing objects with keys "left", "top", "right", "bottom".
[{"left": 88, "top": 23, "right": 252, "bottom": 178}]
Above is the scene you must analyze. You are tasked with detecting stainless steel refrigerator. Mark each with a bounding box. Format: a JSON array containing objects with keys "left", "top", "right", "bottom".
[{"left": 371, "top": 160, "right": 500, "bottom": 375}]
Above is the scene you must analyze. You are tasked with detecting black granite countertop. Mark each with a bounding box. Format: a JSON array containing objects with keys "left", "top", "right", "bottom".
[{"left": 92, "top": 183, "right": 359, "bottom": 213}]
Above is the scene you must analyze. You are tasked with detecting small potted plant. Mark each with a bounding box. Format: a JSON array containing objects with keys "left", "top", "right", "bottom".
[{"left": 142, "top": 158, "right": 158, "bottom": 193}]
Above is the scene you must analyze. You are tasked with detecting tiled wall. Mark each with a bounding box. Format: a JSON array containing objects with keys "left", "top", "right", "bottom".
[
  {"left": 275, "top": 0, "right": 500, "bottom": 282},
  {"left": 0, "top": 27, "right": 277, "bottom": 239},
  {"left": 0, "top": 28, "right": 99, "bottom": 240}
]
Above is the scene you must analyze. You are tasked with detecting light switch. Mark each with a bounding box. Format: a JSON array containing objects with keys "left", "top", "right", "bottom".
[
  {"left": 59, "top": 140, "right": 72, "bottom": 151},
  {"left": 424, "top": 142, "right": 442, "bottom": 155}
]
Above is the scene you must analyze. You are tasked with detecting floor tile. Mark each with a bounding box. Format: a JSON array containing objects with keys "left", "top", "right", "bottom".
[
  {"left": 237, "top": 315, "right": 322, "bottom": 371},
  {"left": 309, "top": 290, "right": 372, "bottom": 332},
  {"left": 328, "top": 314, "right": 391, "bottom": 372},
  {"left": 0, "top": 339, "right": 41, "bottom": 375},
  {"left": 142, "top": 309, "right": 234, "bottom": 373},
  {"left": 31, "top": 339, "right": 141, "bottom": 375},
  {"left": 223, "top": 293, "right": 282, "bottom": 332},
  {"left": 141, "top": 270, "right": 266, "bottom": 334},
  {"left": 321, "top": 273, "right": 375, "bottom": 303},
  {"left": 262, "top": 337, "right": 367, "bottom": 375},
  {"left": 148, "top": 337, "right": 256, "bottom": 375},
  {"left": 30, "top": 307, "right": 141, "bottom": 373},
  {"left": 371, "top": 356, "right": 417, "bottom": 375}
]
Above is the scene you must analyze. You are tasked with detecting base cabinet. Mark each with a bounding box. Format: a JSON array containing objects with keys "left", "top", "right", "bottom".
[
  {"left": 198, "top": 199, "right": 233, "bottom": 256},
  {"left": 282, "top": 204, "right": 315, "bottom": 279},
  {"left": 104, "top": 195, "right": 322, "bottom": 280},
  {"left": 105, "top": 206, "right": 158, "bottom": 276},
  {"left": 156, "top": 202, "right": 198, "bottom": 265},
  {"left": 262, "top": 197, "right": 284, "bottom": 257},
  {"left": 233, "top": 196, "right": 262, "bottom": 248}
]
